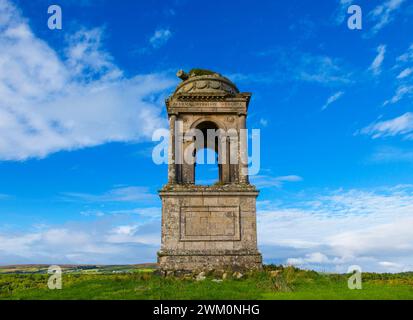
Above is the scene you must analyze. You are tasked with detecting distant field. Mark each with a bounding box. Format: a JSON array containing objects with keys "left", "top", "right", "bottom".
[
  {"left": 0, "top": 263, "right": 157, "bottom": 275},
  {"left": 0, "top": 265, "right": 412, "bottom": 300}
]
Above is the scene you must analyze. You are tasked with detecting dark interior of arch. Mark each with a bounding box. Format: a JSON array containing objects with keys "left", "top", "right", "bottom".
[
  {"left": 177, "top": 120, "right": 239, "bottom": 185},
  {"left": 195, "top": 121, "right": 219, "bottom": 152}
]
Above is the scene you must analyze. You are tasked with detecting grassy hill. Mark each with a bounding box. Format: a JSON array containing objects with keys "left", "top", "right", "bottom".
[{"left": 0, "top": 264, "right": 412, "bottom": 300}]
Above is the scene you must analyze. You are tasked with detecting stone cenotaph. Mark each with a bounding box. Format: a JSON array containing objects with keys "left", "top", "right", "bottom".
[{"left": 158, "top": 69, "right": 262, "bottom": 272}]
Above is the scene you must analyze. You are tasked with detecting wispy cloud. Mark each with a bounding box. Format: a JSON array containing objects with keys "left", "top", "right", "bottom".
[
  {"left": 397, "top": 67, "right": 413, "bottom": 79},
  {"left": 369, "top": 45, "right": 386, "bottom": 75},
  {"left": 259, "top": 185, "right": 413, "bottom": 272},
  {"left": 251, "top": 175, "right": 303, "bottom": 189},
  {"left": 226, "top": 72, "right": 273, "bottom": 85},
  {"left": 80, "top": 207, "right": 162, "bottom": 218},
  {"left": 358, "top": 112, "right": 413, "bottom": 140},
  {"left": 289, "top": 17, "right": 317, "bottom": 40},
  {"left": 149, "top": 28, "right": 172, "bottom": 48},
  {"left": 333, "top": 0, "right": 354, "bottom": 25},
  {"left": 65, "top": 27, "right": 122, "bottom": 80},
  {"left": 63, "top": 186, "right": 157, "bottom": 203},
  {"left": 369, "top": 0, "right": 406, "bottom": 34},
  {"left": 80, "top": 210, "right": 105, "bottom": 217},
  {"left": 254, "top": 48, "right": 353, "bottom": 86},
  {"left": 369, "top": 146, "right": 413, "bottom": 163},
  {"left": 110, "top": 207, "right": 161, "bottom": 218},
  {"left": 322, "top": 91, "right": 344, "bottom": 110},
  {"left": 383, "top": 85, "right": 413, "bottom": 105},
  {"left": 287, "top": 252, "right": 336, "bottom": 266},
  {"left": 0, "top": 0, "right": 175, "bottom": 161},
  {"left": 385, "top": 44, "right": 413, "bottom": 104},
  {"left": 397, "top": 43, "right": 413, "bottom": 63},
  {"left": 259, "top": 118, "right": 268, "bottom": 127},
  {"left": 2, "top": 185, "right": 413, "bottom": 271},
  {"left": 296, "top": 54, "right": 352, "bottom": 85},
  {"left": 0, "top": 218, "right": 161, "bottom": 265}
]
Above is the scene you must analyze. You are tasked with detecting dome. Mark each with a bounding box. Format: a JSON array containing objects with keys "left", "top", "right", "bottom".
[{"left": 172, "top": 69, "right": 239, "bottom": 97}]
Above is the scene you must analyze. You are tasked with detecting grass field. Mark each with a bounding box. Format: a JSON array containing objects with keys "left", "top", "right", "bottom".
[{"left": 0, "top": 265, "right": 412, "bottom": 300}]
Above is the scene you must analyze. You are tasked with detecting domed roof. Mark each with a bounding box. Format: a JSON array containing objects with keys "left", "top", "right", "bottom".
[{"left": 172, "top": 69, "right": 239, "bottom": 97}]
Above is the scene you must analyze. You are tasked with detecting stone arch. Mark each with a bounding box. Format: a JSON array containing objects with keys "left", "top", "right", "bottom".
[
  {"left": 182, "top": 119, "right": 234, "bottom": 185},
  {"left": 190, "top": 117, "right": 227, "bottom": 132}
]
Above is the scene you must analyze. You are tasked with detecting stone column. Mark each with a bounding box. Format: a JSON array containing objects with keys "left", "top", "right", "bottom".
[
  {"left": 168, "top": 114, "right": 177, "bottom": 184},
  {"left": 218, "top": 135, "right": 229, "bottom": 183},
  {"left": 238, "top": 114, "right": 249, "bottom": 184}
]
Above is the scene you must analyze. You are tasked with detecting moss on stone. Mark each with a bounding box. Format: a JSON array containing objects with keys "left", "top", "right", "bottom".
[{"left": 189, "top": 68, "right": 217, "bottom": 77}]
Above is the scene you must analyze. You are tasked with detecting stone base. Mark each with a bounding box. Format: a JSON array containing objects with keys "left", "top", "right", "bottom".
[
  {"left": 159, "top": 185, "right": 262, "bottom": 272},
  {"left": 158, "top": 250, "right": 262, "bottom": 272}
]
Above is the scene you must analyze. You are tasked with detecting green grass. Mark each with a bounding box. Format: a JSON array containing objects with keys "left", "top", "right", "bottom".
[{"left": 0, "top": 265, "right": 412, "bottom": 300}]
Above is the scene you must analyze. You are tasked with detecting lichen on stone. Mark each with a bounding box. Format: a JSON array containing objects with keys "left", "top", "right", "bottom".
[{"left": 189, "top": 68, "right": 219, "bottom": 77}]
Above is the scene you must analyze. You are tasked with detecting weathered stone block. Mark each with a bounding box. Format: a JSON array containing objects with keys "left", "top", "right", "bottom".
[{"left": 158, "top": 187, "right": 262, "bottom": 272}]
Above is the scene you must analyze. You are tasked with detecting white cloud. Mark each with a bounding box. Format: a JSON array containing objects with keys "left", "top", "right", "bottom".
[
  {"left": 322, "top": 91, "right": 344, "bottom": 110},
  {"left": 333, "top": 0, "right": 354, "bottom": 25},
  {"left": 287, "top": 252, "right": 335, "bottom": 266},
  {"left": 112, "top": 225, "right": 138, "bottom": 236},
  {"left": 2, "top": 186, "right": 413, "bottom": 271},
  {"left": 370, "top": 146, "right": 413, "bottom": 163},
  {"left": 397, "top": 67, "right": 413, "bottom": 79},
  {"left": 251, "top": 175, "right": 303, "bottom": 189},
  {"left": 225, "top": 72, "right": 274, "bottom": 85},
  {"left": 369, "top": 0, "right": 405, "bottom": 34},
  {"left": 110, "top": 207, "right": 161, "bottom": 218},
  {"left": 386, "top": 44, "right": 413, "bottom": 105},
  {"left": 397, "top": 43, "right": 413, "bottom": 63},
  {"left": 107, "top": 223, "right": 159, "bottom": 245},
  {"left": 80, "top": 206, "right": 162, "bottom": 218},
  {"left": 245, "top": 48, "right": 355, "bottom": 88},
  {"left": 0, "top": 0, "right": 175, "bottom": 161},
  {"left": 369, "top": 45, "right": 386, "bottom": 75},
  {"left": 63, "top": 186, "right": 157, "bottom": 203},
  {"left": 65, "top": 27, "right": 122, "bottom": 81},
  {"left": 259, "top": 185, "right": 413, "bottom": 272},
  {"left": 80, "top": 210, "right": 105, "bottom": 217},
  {"left": 149, "top": 28, "right": 172, "bottom": 48},
  {"left": 383, "top": 85, "right": 413, "bottom": 105},
  {"left": 297, "top": 54, "right": 351, "bottom": 85},
  {"left": 259, "top": 118, "right": 268, "bottom": 127},
  {"left": 0, "top": 217, "right": 161, "bottom": 265},
  {"left": 379, "top": 261, "right": 404, "bottom": 271},
  {"left": 359, "top": 112, "right": 413, "bottom": 140}
]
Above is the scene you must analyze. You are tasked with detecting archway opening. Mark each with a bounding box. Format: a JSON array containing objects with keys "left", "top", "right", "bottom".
[
  {"left": 193, "top": 121, "right": 221, "bottom": 185},
  {"left": 194, "top": 148, "right": 219, "bottom": 185}
]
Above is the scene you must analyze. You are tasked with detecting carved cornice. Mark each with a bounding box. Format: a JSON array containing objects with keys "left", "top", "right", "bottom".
[
  {"left": 173, "top": 74, "right": 239, "bottom": 97},
  {"left": 159, "top": 183, "right": 258, "bottom": 195},
  {"left": 158, "top": 249, "right": 262, "bottom": 257},
  {"left": 165, "top": 70, "right": 252, "bottom": 114}
]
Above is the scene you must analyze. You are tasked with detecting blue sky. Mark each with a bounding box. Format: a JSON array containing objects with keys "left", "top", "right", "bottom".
[{"left": 0, "top": 0, "right": 412, "bottom": 272}]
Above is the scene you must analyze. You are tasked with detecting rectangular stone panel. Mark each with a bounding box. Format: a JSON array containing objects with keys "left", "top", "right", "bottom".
[{"left": 180, "top": 206, "right": 240, "bottom": 241}]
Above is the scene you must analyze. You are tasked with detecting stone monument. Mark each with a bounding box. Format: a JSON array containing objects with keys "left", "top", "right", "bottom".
[{"left": 158, "top": 69, "right": 262, "bottom": 272}]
